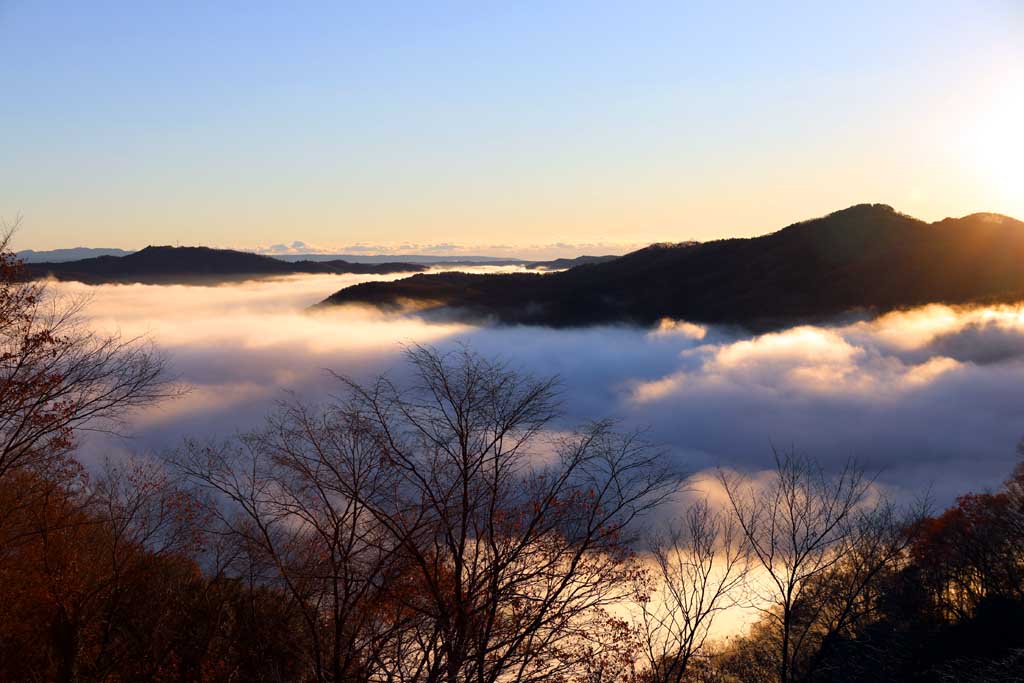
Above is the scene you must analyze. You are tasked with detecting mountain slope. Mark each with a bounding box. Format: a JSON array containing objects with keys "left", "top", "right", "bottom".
[
  {"left": 24, "top": 246, "right": 427, "bottom": 284},
  {"left": 17, "top": 247, "right": 134, "bottom": 263},
  {"left": 523, "top": 255, "right": 619, "bottom": 270},
  {"left": 320, "top": 205, "right": 1024, "bottom": 328}
]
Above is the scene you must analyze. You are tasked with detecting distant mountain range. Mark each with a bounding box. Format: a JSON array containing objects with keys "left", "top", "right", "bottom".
[
  {"left": 18, "top": 248, "right": 134, "bottom": 263},
  {"left": 20, "top": 246, "right": 616, "bottom": 285},
  {"left": 320, "top": 204, "right": 1024, "bottom": 329},
  {"left": 23, "top": 246, "right": 428, "bottom": 284},
  {"left": 20, "top": 248, "right": 619, "bottom": 268}
]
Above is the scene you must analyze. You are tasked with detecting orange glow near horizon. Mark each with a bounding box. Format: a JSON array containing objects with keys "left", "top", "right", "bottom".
[{"left": 958, "top": 73, "right": 1024, "bottom": 220}]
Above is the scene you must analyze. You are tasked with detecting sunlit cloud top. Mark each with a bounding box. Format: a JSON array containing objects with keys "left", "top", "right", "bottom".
[{"left": 57, "top": 272, "right": 1024, "bottom": 507}]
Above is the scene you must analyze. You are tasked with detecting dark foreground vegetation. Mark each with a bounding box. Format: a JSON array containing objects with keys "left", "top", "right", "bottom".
[
  {"left": 1, "top": 233, "right": 1023, "bottom": 682},
  {"left": 323, "top": 204, "right": 1024, "bottom": 330}
]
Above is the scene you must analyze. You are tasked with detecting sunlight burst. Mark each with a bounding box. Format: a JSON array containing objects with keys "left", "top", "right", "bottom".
[{"left": 963, "top": 77, "right": 1024, "bottom": 215}]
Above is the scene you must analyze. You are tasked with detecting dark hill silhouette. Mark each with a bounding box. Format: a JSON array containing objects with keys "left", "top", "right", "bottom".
[
  {"left": 17, "top": 247, "right": 133, "bottom": 263},
  {"left": 24, "top": 246, "right": 427, "bottom": 284},
  {"left": 523, "top": 255, "right": 619, "bottom": 270},
  {"left": 320, "top": 205, "right": 1024, "bottom": 328}
]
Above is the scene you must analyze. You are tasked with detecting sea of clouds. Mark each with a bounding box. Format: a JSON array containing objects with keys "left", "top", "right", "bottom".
[{"left": 58, "top": 270, "right": 1024, "bottom": 508}]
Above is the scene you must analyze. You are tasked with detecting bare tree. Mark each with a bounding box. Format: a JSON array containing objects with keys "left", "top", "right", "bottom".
[
  {"left": 176, "top": 402, "right": 408, "bottom": 683},
  {"left": 180, "top": 344, "right": 680, "bottom": 683},
  {"left": 634, "top": 498, "right": 749, "bottom": 683},
  {"left": 0, "top": 221, "right": 174, "bottom": 483},
  {"left": 718, "top": 450, "right": 876, "bottom": 683},
  {"left": 1005, "top": 460, "right": 1024, "bottom": 546},
  {"left": 86, "top": 457, "right": 206, "bottom": 679},
  {"left": 790, "top": 499, "right": 918, "bottom": 681},
  {"left": 336, "top": 344, "right": 680, "bottom": 683}
]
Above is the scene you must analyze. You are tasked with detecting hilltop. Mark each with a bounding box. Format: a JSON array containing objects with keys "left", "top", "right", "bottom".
[
  {"left": 320, "top": 205, "right": 1024, "bottom": 328},
  {"left": 23, "top": 246, "right": 427, "bottom": 284}
]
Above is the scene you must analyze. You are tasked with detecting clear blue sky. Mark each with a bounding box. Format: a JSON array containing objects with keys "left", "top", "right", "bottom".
[{"left": 2, "top": 1, "right": 1022, "bottom": 253}]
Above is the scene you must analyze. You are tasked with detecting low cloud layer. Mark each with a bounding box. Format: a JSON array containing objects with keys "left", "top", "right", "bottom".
[{"left": 61, "top": 274, "right": 1024, "bottom": 507}]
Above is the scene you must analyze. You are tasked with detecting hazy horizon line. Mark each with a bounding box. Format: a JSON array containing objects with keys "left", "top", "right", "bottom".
[{"left": 16, "top": 202, "right": 1024, "bottom": 259}]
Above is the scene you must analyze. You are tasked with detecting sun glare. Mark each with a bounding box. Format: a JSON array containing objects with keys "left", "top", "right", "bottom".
[{"left": 963, "top": 78, "right": 1024, "bottom": 216}]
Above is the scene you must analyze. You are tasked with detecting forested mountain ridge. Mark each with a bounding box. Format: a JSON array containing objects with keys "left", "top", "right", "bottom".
[
  {"left": 21, "top": 246, "right": 619, "bottom": 284},
  {"left": 17, "top": 247, "right": 133, "bottom": 262},
  {"left": 321, "top": 205, "right": 1024, "bottom": 328},
  {"left": 23, "top": 245, "right": 428, "bottom": 284}
]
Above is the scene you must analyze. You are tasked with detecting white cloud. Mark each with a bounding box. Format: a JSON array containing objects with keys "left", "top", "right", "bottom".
[{"left": 58, "top": 277, "right": 1024, "bottom": 508}]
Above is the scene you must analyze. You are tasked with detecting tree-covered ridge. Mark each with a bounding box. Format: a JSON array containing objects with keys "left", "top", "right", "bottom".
[
  {"left": 23, "top": 245, "right": 428, "bottom": 284},
  {"left": 324, "top": 205, "right": 1024, "bottom": 330}
]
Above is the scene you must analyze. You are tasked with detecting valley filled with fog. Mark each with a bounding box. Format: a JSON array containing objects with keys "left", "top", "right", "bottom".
[{"left": 65, "top": 269, "right": 1024, "bottom": 507}]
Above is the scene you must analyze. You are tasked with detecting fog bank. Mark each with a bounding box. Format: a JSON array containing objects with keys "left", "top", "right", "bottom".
[{"left": 60, "top": 273, "right": 1024, "bottom": 506}]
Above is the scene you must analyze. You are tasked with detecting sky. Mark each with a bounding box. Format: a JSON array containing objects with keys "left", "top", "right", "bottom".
[{"left": 2, "top": 1, "right": 1022, "bottom": 254}]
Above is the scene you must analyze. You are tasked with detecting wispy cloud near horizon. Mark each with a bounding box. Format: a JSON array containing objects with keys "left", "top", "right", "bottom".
[{"left": 253, "top": 240, "right": 644, "bottom": 260}]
